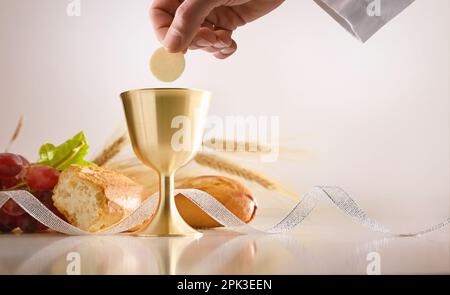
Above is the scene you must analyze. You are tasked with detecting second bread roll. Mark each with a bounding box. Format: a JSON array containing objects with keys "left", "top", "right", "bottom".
[{"left": 176, "top": 176, "right": 257, "bottom": 228}]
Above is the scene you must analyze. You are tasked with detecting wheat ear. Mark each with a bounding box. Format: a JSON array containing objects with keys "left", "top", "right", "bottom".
[
  {"left": 202, "top": 139, "right": 272, "bottom": 153},
  {"left": 4, "top": 115, "right": 24, "bottom": 152},
  {"left": 92, "top": 133, "right": 129, "bottom": 166},
  {"left": 194, "top": 152, "right": 298, "bottom": 200}
]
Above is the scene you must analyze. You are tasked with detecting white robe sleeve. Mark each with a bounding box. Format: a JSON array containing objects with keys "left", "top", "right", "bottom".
[{"left": 314, "top": 0, "right": 415, "bottom": 42}]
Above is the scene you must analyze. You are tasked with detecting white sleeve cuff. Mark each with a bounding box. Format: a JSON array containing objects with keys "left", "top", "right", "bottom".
[{"left": 314, "top": 0, "right": 415, "bottom": 42}]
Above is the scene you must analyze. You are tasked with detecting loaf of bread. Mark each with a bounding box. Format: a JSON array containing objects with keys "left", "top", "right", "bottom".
[
  {"left": 52, "top": 165, "right": 147, "bottom": 232},
  {"left": 53, "top": 166, "right": 257, "bottom": 232},
  {"left": 175, "top": 176, "right": 257, "bottom": 228}
]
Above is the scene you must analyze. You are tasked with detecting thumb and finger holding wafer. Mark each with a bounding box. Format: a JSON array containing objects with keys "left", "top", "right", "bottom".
[
  {"left": 150, "top": 0, "right": 242, "bottom": 57},
  {"left": 149, "top": 0, "right": 283, "bottom": 81},
  {"left": 152, "top": 0, "right": 218, "bottom": 51},
  {"left": 149, "top": 4, "right": 236, "bottom": 81}
]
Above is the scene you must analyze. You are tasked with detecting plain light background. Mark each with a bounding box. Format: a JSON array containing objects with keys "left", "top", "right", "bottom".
[{"left": 0, "top": 0, "right": 448, "bottom": 222}]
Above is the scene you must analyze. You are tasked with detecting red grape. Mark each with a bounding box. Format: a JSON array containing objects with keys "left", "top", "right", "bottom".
[
  {"left": 1, "top": 199, "right": 26, "bottom": 216},
  {"left": 32, "top": 190, "right": 66, "bottom": 232},
  {"left": 33, "top": 190, "right": 53, "bottom": 201},
  {"left": 0, "top": 211, "right": 17, "bottom": 232},
  {"left": 0, "top": 176, "right": 21, "bottom": 189},
  {"left": 18, "top": 155, "right": 30, "bottom": 167},
  {"left": 0, "top": 156, "right": 64, "bottom": 234},
  {"left": 0, "top": 161, "right": 65, "bottom": 233},
  {"left": 35, "top": 190, "right": 66, "bottom": 221},
  {"left": 26, "top": 166, "right": 60, "bottom": 191},
  {"left": 0, "top": 153, "right": 24, "bottom": 178},
  {"left": 0, "top": 191, "right": 66, "bottom": 234},
  {"left": 16, "top": 213, "right": 38, "bottom": 233},
  {"left": 0, "top": 157, "right": 29, "bottom": 190}
]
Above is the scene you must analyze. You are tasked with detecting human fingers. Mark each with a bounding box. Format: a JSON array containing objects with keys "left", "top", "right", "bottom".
[{"left": 164, "top": 0, "right": 223, "bottom": 52}]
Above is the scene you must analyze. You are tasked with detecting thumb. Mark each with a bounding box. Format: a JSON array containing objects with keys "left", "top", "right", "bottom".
[{"left": 164, "top": 0, "right": 222, "bottom": 52}]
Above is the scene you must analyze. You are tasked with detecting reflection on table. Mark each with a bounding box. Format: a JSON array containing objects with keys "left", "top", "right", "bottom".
[{"left": 1, "top": 221, "right": 448, "bottom": 274}]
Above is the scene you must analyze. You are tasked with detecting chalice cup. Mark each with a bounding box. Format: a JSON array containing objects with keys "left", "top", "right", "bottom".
[{"left": 121, "top": 88, "right": 211, "bottom": 237}]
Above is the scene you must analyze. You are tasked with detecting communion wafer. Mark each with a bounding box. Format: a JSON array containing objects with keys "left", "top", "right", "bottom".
[{"left": 149, "top": 47, "right": 185, "bottom": 82}]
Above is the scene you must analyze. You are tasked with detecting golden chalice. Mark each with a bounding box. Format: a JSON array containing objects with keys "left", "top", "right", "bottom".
[{"left": 121, "top": 88, "right": 211, "bottom": 237}]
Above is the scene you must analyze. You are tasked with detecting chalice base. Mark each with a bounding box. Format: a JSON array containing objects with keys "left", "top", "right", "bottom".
[{"left": 134, "top": 205, "right": 203, "bottom": 237}]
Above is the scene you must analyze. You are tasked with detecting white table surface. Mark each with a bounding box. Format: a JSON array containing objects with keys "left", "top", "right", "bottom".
[{"left": 1, "top": 208, "right": 448, "bottom": 275}]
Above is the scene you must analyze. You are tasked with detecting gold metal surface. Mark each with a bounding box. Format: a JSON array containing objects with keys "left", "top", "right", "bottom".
[{"left": 121, "top": 88, "right": 211, "bottom": 237}]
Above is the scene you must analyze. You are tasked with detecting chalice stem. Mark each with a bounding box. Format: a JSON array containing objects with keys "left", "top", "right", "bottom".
[
  {"left": 159, "top": 173, "right": 175, "bottom": 222},
  {"left": 137, "top": 172, "right": 201, "bottom": 236}
]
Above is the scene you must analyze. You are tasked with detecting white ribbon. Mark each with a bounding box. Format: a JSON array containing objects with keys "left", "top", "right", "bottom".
[{"left": 0, "top": 187, "right": 448, "bottom": 236}]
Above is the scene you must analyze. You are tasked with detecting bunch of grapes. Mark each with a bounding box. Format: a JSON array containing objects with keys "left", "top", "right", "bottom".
[{"left": 0, "top": 153, "right": 64, "bottom": 233}]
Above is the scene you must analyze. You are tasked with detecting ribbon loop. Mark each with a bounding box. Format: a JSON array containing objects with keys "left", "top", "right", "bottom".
[{"left": 0, "top": 188, "right": 448, "bottom": 236}]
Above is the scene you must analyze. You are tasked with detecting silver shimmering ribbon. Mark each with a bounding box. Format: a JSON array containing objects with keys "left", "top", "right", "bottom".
[{"left": 0, "top": 187, "right": 448, "bottom": 236}]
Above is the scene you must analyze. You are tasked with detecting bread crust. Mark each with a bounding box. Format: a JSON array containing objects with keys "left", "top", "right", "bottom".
[
  {"left": 71, "top": 165, "right": 146, "bottom": 209},
  {"left": 52, "top": 165, "right": 147, "bottom": 232},
  {"left": 175, "top": 176, "right": 258, "bottom": 228}
]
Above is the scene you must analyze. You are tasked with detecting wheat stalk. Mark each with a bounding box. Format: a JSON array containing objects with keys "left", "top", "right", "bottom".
[
  {"left": 194, "top": 152, "right": 298, "bottom": 200},
  {"left": 202, "top": 138, "right": 309, "bottom": 158},
  {"left": 92, "top": 132, "right": 129, "bottom": 166},
  {"left": 96, "top": 129, "right": 299, "bottom": 200},
  {"left": 202, "top": 138, "right": 272, "bottom": 153},
  {"left": 4, "top": 115, "right": 24, "bottom": 152}
]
